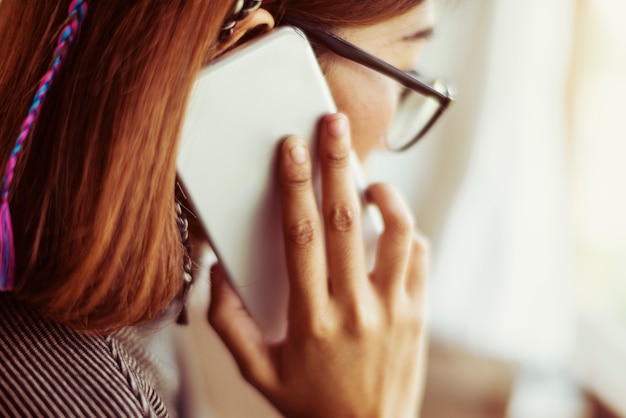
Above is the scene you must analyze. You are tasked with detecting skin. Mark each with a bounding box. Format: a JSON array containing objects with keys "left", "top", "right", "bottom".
[
  {"left": 323, "top": 4, "right": 435, "bottom": 159},
  {"left": 208, "top": 3, "right": 433, "bottom": 417}
]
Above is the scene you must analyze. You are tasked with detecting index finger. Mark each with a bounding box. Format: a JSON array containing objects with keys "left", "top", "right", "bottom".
[{"left": 278, "top": 135, "right": 328, "bottom": 316}]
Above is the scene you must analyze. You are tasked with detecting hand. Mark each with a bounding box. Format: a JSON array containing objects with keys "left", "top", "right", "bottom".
[{"left": 208, "top": 113, "right": 429, "bottom": 418}]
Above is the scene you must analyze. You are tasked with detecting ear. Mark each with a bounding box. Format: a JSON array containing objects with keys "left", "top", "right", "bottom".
[{"left": 217, "top": 9, "right": 275, "bottom": 54}]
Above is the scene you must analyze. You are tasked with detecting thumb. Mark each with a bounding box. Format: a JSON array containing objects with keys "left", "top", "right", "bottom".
[{"left": 207, "top": 263, "right": 276, "bottom": 388}]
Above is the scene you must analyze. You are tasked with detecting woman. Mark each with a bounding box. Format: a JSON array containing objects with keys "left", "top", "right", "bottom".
[{"left": 0, "top": 0, "right": 447, "bottom": 416}]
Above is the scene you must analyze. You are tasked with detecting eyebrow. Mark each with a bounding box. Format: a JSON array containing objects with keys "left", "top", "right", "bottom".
[{"left": 402, "top": 27, "right": 435, "bottom": 42}]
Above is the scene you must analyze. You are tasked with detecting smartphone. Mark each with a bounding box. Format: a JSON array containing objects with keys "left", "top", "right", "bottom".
[{"left": 177, "top": 27, "right": 382, "bottom": 341}]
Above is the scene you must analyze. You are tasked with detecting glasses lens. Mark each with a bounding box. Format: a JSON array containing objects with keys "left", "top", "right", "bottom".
[{"left": 386, "top": 79, "right": 448, "bottom": 151}]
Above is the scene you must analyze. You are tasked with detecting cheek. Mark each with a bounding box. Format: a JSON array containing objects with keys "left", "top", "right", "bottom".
[{"left": 324, "top": 63, "right": 397, "bottom": 161}]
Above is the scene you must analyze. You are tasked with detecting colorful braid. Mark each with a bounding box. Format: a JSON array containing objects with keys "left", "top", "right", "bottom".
[{"left": 0, "top": 0, "right": 89, "bottom": 291}]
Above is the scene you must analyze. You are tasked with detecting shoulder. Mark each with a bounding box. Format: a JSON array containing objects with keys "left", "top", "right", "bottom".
[{"left": 0, "top": 293, "right": 169, "bottom": 417}]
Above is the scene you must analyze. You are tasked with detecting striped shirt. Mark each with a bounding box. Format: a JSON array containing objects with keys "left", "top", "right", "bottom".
[{"left": 0, "top": 293, "right": 172, "bottom": 417}]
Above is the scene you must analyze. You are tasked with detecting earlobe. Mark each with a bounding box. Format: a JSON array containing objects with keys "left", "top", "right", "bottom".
[{"left": 217, "top": 9, "right": 276, "bottom": 54}]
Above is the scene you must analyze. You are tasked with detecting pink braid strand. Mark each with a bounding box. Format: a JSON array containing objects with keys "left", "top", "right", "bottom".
[{"left": 0, "top": 0, "right": 89, "bottom": 291}]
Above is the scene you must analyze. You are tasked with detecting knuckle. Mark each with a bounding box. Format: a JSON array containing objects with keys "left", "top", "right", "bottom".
[
  {"left": 390, "top": 300, "right": 425, "bottom": 333},
  {"left": 290, "top": 313, "right": 336, "bottom": 354},
  {"left": 343, "top": 302, "right": 380, "bottom": 338},
  {"left": 286, "top": 219, "right": 316, "bottom": 248},
  {"left": 388, "top": 214, "right": 414, "bottom": 237},
  {"left": 280, "top": 165, "right": 311, "bottom": 191},
  {"left": 327, "top": 203, "right": 357, "bottom": 232},
  {"left": 401, "top": 318, "right": 425, "bottom": 344},
  {"left": 411, "top": 234, "right": 430, "bottom": 257},
  {"left": 406, "top": 308, "right": 426, "bottom": 334},
  {"left": 304, "top": 314, "right": 334, "bottom": 342},
  {"left": 323, "top": 149, "right": 350, "bottom": 170}
]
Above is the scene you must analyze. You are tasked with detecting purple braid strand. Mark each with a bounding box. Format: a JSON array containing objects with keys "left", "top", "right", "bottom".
[{"left": 0, "top": 0, "right": 89, "bottom": 291}]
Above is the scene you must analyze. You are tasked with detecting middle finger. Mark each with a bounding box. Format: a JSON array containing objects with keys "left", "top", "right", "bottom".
[{"left": 318, "top": 114, "right": 367, "bottom": 297}]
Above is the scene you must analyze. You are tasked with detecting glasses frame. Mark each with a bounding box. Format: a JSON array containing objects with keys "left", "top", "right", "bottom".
[{"left": 287, "top": 20, "right": 454, "bottom": 152}]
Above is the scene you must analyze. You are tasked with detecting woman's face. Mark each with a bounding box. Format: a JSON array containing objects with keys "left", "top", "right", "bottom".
[{"left": 321, "top": 3, "right": 435, "bottom": 161}]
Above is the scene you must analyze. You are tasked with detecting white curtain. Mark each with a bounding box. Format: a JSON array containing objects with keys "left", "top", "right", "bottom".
[{"left": 368, "top": 0, "right": 577, "bottom": 366}]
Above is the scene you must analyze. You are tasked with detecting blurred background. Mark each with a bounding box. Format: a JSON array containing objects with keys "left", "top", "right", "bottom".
[
  {"left": 369, "top": 0, "right": 626, "bottom": 416},
  {"left": 169, "top": 0, "right": 626, "bottom": 416}
]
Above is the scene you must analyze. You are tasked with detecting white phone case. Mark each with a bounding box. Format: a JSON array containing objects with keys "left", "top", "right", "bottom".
[{"left": 177, "top": 27, "right": 382, "bottom": 340}]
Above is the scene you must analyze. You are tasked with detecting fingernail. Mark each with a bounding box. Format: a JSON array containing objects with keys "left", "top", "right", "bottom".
[
  {"left": 326, "top": 115, "right": 348, "bottom": 137},
  {"left": 290, "top": 144, "right": 308, "bottom": 164}
]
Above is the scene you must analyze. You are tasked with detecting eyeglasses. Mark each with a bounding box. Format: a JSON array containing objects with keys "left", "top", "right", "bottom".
[{"left": 289, "top": 21, "right": 454, "bottom": 152}]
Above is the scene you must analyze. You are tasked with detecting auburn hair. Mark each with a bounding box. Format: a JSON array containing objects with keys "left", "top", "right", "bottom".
[
  {"left": 263, "top": 0, "right": 426, "bottom": 28},
  {"left": 0, "top": 0, "right": 233, "bottom": 332},
  {"left": 0, "top": 0, "right": 424, "bottom": 332}
]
